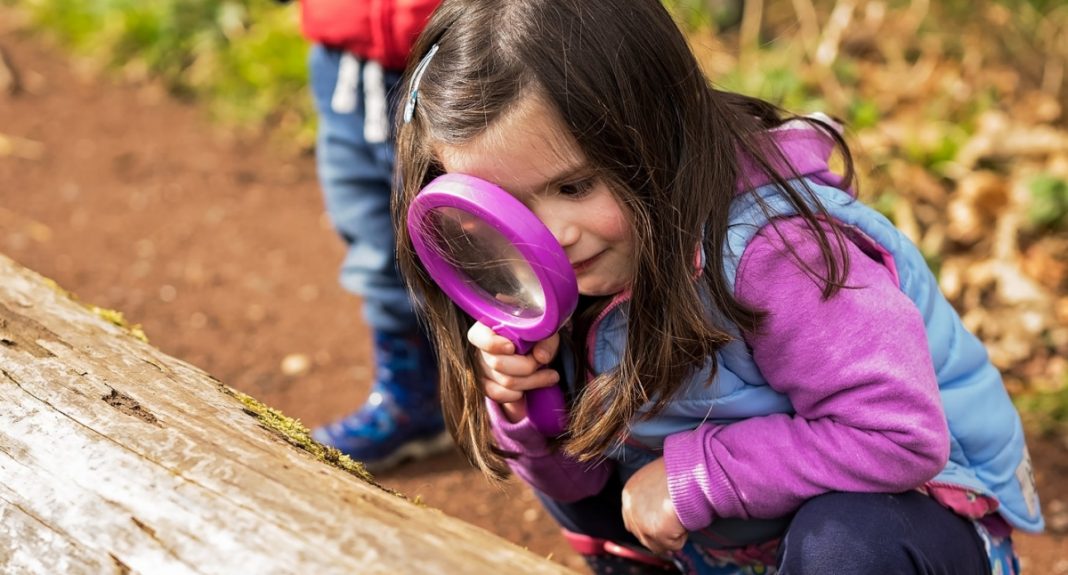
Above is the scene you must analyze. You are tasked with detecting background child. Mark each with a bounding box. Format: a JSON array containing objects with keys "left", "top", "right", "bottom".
[
  {"left": 295, "top": 0, "right": 450, "bottom": 471},
  {"left": 392, "top": 0, "right": 1045, "bottom": 573}
]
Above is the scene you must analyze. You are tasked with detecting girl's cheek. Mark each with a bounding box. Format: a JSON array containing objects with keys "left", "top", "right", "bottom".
[{"left": 603, "top": 204, "right": 633, "bottom": 245}]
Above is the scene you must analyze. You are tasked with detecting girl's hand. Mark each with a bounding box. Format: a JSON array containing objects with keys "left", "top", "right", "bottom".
[
  {"left": 466, "top": 321, "right": 560, "bottom": 423},
  {"left": 622, "top": 457, "right": 688, "bottom": 555}
]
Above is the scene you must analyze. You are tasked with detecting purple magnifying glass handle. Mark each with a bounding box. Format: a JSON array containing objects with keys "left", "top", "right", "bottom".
[
  {"left": 526, "top": 387, "right": 568, "bottom": 436},
  {"left": 408, "top": 173, "right": 579, "bottom": 436},
  {"left": 510, "top": 342, "right": 569, "bottom": 436}
]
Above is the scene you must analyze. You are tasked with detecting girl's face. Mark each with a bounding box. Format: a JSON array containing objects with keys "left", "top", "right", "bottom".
[{"left": 434, "top": 95, "right": 635, "bottom": 297}]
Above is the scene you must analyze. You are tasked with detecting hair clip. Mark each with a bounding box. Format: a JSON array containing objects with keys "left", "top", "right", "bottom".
[{"left": 403, "top": 43, "right": 440, "bottom": 124}]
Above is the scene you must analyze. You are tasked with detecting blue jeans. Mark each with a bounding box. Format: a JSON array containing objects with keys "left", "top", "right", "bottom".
[{"left": 309, "top": 44, "right": 417, "bottom": 333}]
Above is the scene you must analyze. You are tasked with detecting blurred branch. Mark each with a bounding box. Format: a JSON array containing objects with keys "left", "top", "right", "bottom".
[
  {"left": 738, "top": 0, "right": 763, "bottom": 66},
  {"left": 789, "top": 0, "right": 851, "bottom": 111},
  {"left": 1038, "top": 5, "right": 1067, "bottom": 99},
  {"left": 789, "top": 0, "right": 820, "bottom": 56},
  {"left": 903, "top": 0, "right": 930, "bottom": 38},
  {"left": 983, "top": 2, "right": 1067, "bottom": 104},
  {"left": 0, "top": 44, "right": 21, "bottom": 95},
  {"left": 815, "top": 0, "right": 854, "bottom": 68},
  {"left": 0, "top": 133, "right": 44, "bottom": 160}
]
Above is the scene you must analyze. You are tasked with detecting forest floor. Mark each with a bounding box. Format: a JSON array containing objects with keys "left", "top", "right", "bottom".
[{"left": 1, "top": 20, "right": 1065, "bottom": 573}]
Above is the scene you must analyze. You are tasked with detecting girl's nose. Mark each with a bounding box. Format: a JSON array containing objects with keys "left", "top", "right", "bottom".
[
  {"left": 532, "top": 201, "right": 579, "bottom": 249},
  {"left": 529, "top": 196, "right": 580, "bottom": 247},
  {"left": 542, "top": 214, "right": 580, "bottom": 249}
]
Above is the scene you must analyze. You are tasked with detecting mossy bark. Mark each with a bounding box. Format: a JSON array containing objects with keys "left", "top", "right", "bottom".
[{"left": 0, "top": 252, "right": 574, "bottom": 575}]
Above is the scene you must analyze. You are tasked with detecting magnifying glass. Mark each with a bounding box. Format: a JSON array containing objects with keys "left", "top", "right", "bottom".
[{"left": 407, "top": 173, "right": 578, "bottom": 436}]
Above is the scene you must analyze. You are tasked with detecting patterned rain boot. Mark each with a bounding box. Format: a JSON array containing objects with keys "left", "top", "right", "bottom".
[{"left": 312, "top": 329, "right": 451, "bottom": 472}]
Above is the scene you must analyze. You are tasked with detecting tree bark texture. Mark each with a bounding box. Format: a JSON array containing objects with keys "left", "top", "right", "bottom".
[{"left": 0, "top": 253, "right": 573, "bottom": 575}]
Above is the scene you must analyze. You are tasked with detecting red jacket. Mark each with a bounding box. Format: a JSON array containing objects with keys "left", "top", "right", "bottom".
[{"left": 300, "top": 0, "right": 440, "bottom": 69}]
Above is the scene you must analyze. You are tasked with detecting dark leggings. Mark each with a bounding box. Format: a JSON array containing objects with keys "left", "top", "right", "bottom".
[{"left": 537, "top": 480, "right": 992, "bottom": 574}]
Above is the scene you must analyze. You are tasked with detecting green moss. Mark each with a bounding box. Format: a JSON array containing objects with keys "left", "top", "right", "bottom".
[
  {"left": 36, "top": 275, "right": 150, "bottom": 343},
  {"left": 224, "top": 386, "right": 407, "bottom": 499},
  {"left": 40, "top": 276, "right": 74, "bottom": 299},
  {"left": 35, "top": 271, "right": 403, "bottom": 497},
  {"left": 87, "top": 305, "right": 149, "bottom": 343}
]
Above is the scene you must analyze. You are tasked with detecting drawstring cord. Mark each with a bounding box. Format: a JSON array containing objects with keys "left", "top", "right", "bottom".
[
  {"left": 329, "top": 52, "right": 389, "bottom": 144},
  {"left": 362, "top": 60, "right": 388, "bottom": 143}
]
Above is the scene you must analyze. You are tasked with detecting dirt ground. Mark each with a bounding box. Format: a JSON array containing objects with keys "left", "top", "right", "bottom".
[{"left": 1, "top": 20, "right": 1066, "bottom": 573}]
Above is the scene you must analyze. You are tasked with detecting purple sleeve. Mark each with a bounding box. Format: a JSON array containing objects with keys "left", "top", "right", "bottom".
[
  {"left": 487, "top": 399, "right": 614, "bottom": 502},
  {"left": 664, "top": 218, "right": 950, "bottom": 531}
]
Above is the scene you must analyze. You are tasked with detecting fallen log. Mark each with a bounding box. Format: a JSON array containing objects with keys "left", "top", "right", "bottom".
[{"left": 0, "top": 253, "right": 573, "bottom": 575}]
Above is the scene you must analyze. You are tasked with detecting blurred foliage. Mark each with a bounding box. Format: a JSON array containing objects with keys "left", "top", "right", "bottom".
[
  {"left": 7, "top": 0, "right": 1068, "bottom": 424},
  {"left": 667, "top": 0, "right": 1068, "bottom": 429},
  {"left": 4, "top": 0, "right": 313, "bottom": 145},
  {"left": 1016, "top": 385, "right": 1068, "bottom": 437},
  {"left": 1028, "top": 174, "right": 1068, "bottom": 231}
]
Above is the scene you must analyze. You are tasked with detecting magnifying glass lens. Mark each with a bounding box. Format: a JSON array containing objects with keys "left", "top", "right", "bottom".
[
  {"left": 426, "top": 206, "right": 547, "bottom": 318},
  {"left": 409, "top": 173, "right": 580, "bottom": 436}
]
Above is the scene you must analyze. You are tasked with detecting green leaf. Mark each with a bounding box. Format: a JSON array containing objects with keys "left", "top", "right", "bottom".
[{"left": 1028, "top": 174, "right": 1068, "bottom": 231}]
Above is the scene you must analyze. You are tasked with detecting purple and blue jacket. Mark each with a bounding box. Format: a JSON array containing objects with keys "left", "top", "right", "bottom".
[{"left": 487, "top": 118, "right": 1044, "bottom": 558}]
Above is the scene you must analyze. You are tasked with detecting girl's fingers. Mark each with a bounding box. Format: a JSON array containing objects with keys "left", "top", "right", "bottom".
[
  {"left": 482, "top": 361, "right": 560, "bottom": 392},
  {"left": 482, "top": 378, "right": 525, "bottom": 404},
  {"left": 531, "top": 333, "right": 560, "bottom": 365},
  {"left": 667, "top": 532, "right": 687, "bottom": 551},
  {"left": 479, "top": 348, "right": 541, "bottom": 376},
  {"left": 637, "top": 532, "right": 684, "bottom": 555},
  {"left": 467, "top": 322, "right": 515, "bottom": 355},
  {"left": 468, "top": 321, "right": 562, "bottom": 406}
]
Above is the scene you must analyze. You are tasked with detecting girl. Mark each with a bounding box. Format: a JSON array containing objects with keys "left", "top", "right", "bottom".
[{"left": 392, "top": 1, "right": 1045, "bottom": 573}]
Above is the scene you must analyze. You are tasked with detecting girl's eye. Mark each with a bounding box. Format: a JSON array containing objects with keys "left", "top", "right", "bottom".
[{"left": 559, "top": 178, "right": 596, "bottom": 198}]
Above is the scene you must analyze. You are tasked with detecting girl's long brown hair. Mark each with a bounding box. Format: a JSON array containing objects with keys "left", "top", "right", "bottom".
[{"left": 393, "top": 0, "right": 856, "bottom": 479}]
